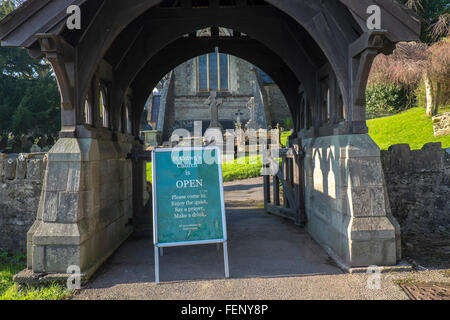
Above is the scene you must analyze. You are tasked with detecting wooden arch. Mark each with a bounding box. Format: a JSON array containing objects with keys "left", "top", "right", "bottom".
[
  {"left": 0, "top": 0, "right": 421, "bottom": 137},
  {"left": 129, "top": 36, "right": 301, "bottom": 134}
]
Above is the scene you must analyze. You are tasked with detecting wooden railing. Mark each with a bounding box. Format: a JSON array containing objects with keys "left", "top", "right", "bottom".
[{"left": 263, "top": 140, "right": 306, "bottom": 226}]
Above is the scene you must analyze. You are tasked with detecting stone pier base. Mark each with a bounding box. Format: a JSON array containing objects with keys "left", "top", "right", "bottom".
[
  {"left": 25, "top": 130, "right": 143, "bottom": 276},
  {"left": 303, "top": 134, "right": 400, "bottom": 267}
]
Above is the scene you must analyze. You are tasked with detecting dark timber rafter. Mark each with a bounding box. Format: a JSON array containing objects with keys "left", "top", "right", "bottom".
[
  {"left": 108, "top": 6, "right": 323, "bottom": 132},
  {"left": 129, "top": 36, "right": 300, "bottom": 133},
  {"left": 35, "top": 33, "right": 78, "bottom": 135},
  {"left": 0, "top": 0, "right": 421, "bottom": 138},
  {"left": 69, "top": 0, "right": 353, "bottom": 136}
]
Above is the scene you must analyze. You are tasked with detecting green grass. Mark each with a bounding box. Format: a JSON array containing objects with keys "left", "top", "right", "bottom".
[
  {"left": 221, "top": 156, "right": 263, "bottom": 182},
  {"left": 0, "top": 251, "right": 72, "bottom": 300},
  {"left": 146, "top": 155, "right": 264, "bottom": 183},
  {"left": 146, "top": 162, "right": 152, "bottom": 183},
  {"left": 367, "top": 107, "right": 450, "bottom": 150},
  {"left": 280, "top": 130, "right": 292, "bottom": 147},
  {"left": 145, "top": 108, "right": 449, "bottom": 183}
]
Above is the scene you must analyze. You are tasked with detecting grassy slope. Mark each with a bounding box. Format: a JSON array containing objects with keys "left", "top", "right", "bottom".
[
  {"left": 367, "top": 107, "right": 450, "bottom": 150},
  {"left": 0, "top": 252, "right": 72, "bottom": 300}
]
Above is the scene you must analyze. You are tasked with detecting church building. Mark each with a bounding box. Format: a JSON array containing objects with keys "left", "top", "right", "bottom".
[{"left": 143, "top": 27, "right": 292, "bottom": 142}]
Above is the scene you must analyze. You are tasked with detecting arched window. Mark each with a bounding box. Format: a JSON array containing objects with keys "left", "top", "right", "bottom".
[
  {"left": 84, "top": 99, "right": 92, "bottom": 125},
  {"left": 338, "top": 95, "right": 346, "bottom": 121},
  {"left": 321, "top": 83, "right": 330, "bottom": 124},
  {"left": 99, "top": 88, "right": 110, "bottom": 128},
  {"left": 125, "top": 99, "right": 132, "bottom": 134},
  {"left": 327, "top": 88, "right": 331, "bottom": 122},
  {"left": 198, "top": 47, "right": 229, "bottom": 92}
]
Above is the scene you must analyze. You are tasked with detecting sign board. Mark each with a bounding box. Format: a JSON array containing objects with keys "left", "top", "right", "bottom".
[{"left": 152, "top": 146, "right": 229, "bottom": 283}]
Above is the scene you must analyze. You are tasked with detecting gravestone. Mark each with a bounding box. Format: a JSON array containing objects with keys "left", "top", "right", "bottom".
[{"left": 30, "top": 144, "right": 42, "bottom": 153}]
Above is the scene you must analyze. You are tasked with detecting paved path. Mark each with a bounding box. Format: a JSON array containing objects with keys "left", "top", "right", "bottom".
[{"left": 74, "top": 178, "right": 449, "bottom": 300}]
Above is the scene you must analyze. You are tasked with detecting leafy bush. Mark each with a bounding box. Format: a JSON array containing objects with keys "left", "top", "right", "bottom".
[
  {"left": 280, "top": 131, "right": 292, "bottom": 147},
  {"left": 284, "top": 118, "right": 293, "bottom": 130},
  {"left": 366, "top": 84, "right": 411, "bottom": 116}
]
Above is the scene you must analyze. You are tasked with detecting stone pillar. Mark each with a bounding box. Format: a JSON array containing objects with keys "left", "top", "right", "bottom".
[
  {"left": 303, "top": 134, "right": 399, "bottom": 267},
  {"left": 27, "top": 131, "right": 136, "bottom": 276}
]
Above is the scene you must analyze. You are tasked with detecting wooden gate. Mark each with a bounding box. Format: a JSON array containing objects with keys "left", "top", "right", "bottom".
[{"left": 263, "top": 139, "right": 306, "bottom": 226}]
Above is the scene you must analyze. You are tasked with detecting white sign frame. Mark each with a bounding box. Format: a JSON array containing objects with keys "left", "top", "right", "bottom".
[{"left": 151, "top": 146, "right": 230, "bottom": 284}]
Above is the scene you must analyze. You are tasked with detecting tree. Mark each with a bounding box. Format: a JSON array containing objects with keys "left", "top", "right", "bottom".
[
  {"left": 369, "top": 1, "right": 449, "bottom": 117},
  {"left": 399, "top": 0, "right": 450, "bottom": 42},
  {"left": 427, "top": 38, "right": 450, "bottom": 115},
  {"left": 0, "top": 0, "right": 26, "bottom": 18},
  {"left": 395, "top": 1, "right": 450, "bottom": 116},
  {"left": 0, "top": 0, "right": 60, "bottom": 144},
  {"left": 369, "top": 39, "right": 449, "bottom": 116}
]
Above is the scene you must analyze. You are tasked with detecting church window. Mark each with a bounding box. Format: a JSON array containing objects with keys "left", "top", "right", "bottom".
[{"left": 198, "top": 48, "right": 229, "bottom": 92}]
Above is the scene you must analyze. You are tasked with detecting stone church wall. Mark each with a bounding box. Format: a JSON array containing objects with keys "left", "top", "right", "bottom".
[
  {"left": 0, "top": 155, "right": 46, "bottom": 253},
  {"left": 264, "top": 84, "right": 291, "bottom": 127},
  {"left": 170, "top": 55, "right": 290, "bottom": 133}
]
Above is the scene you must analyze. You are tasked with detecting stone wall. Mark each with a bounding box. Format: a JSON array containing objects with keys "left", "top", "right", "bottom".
[
  {"left": 174, "top": 96, "right": 252, "bottom": 120},
  {"left": 432, "top": 112, "right": 450, "bottom": 137},
  {"left": 173, "top": 58, "right": 197, "bottom": 96},
  {"left": 380, "top": 143, "right": 450, "bottom": 239},
  {"left": 4, "top": 136, "right": 447, "bottom": 271},
  {"left": 0, "top": 154, "right": 46, "bottom": 253}
]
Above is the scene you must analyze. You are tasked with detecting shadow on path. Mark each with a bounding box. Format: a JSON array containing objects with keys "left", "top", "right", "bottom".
[{"left": 86, "top": 204, "right": 341, "bottom": 289}]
